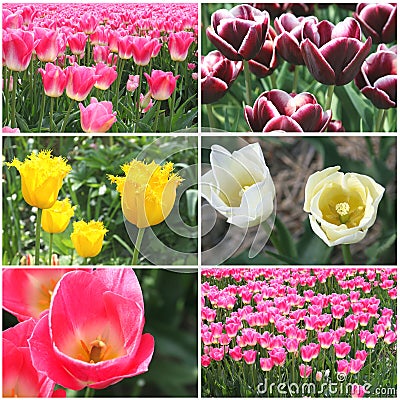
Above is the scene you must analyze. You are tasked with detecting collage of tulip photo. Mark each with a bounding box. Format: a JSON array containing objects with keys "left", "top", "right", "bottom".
[
  {"left": 201, "top": 3, "right": 397, "bottom": 132},
  {"left": 2, "top": 2, "right": 198, "bottom": 133},
  {"left": 201, "top": 267, "right": 397, "bottom": 398}
]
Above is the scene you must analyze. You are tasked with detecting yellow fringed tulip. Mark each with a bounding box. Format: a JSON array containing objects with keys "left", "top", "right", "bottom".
[
  {"left": 70, "top": 220, "right": 108, "bottom": 258},
  {"left": 41, "top": 199, "right": 75, "bottom": 234},
  {"left": 108, "top": 159, "right": 183, "bottom": 228},
  {"left": 6, "top": 150, "right": 71, "bottom": 209}
]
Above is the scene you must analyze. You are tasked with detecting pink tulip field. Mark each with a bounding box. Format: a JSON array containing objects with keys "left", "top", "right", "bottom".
[
  {"left": 201, "top": 268, "right": 397, "bottom": 397},
  {"left": 2, "top": 3, "right": 198, "bottom": 133}
]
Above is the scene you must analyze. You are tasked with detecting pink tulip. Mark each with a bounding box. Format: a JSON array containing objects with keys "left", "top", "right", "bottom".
[
  {"left": 209, "top": 347, "right": 224, "bottom": 361},
  {"left": 93, "top": 45, "right": 110, "bottom": 63},
  {"left": 349, "top": 358, "right": 363, "bottom": 374},
  {"left": 316, "top": 371, "right": 323, "bottom": 381},
  {"left": 28, "top": 269, "right": 154, "bottom": 390},
  {"left": 345, "top": 315, "right": 359, "bottom": 332},
  {"left": 384, "top": 330, "right": 396, "bottom": 344},
  {"left": 331, "top": 305, "right": 346, "bottom": 319},
  {"left": 318, "top": 331, "right": 334, "bottom": 349},
  {"left": 225, "top": 322, "right": 240, "bottom": 338},
  {"left": 117, "top": 35, "right": 133, "bottom": 59},
  {"left": 299, "top": 363, "right": 312, "bottom": 378},
  {"left": 131, "top": 37, "right": 159, "bottom": 66},
  {"left": 2, "top": 268, "right": 79, "bottom": 321},
  {"left": 90, "top": 27, "right": 108, "bottom": 46},
  {"left": 229, "top": 346, "right": 243, "bottom": 361},
  {"left": 94, "top": 62, "right": 117, "bottom": 90},
  {"left": 285, "top": 338, "right": 299, "bottom": 352},
  {"left": 334, "top": 342, "right": 351, "bottom": 358},
  {"left": 352, "top": 384, "right": 367, "bottom": 398},
  {"left": 144, "top": 69, "right": 180, "bottom": 101},
  {"left": 79, "top": 97, "right": 117, "bottom": 133},
  {"left": 210, "top": 322, "right": 223, "bottom": 338},
  {"left": 337, "top": 359, "right": 350, "bottom": 375},
  {"left": 243, "top": 349, "right": 257, "bottom": 364},
  {"left": 269, "top": 348, "right": 286, "bottom": 366},
  {"left": 201, "top": 355, "right": 211, "bottom": 367},
  {"left": 365, "top": 332, "right": 378, "bottom": 348},
  {"left": 126, "top": 74, "right": 140, "bottom": 92},
  {"left": 65, "top": 64, "right": 99, "bottom": 101},
  {"left": 3, "top": 319, "right": 66, "bottom": 397},
  {"left": 2, "top": 126, "right": 20, "bottom": 133},
  {"left": 2, "top": 9, "right": 23, "bottom": 30},
  {"left": 355, "top": 350, "right": 368, "bottom": 362},
  {"left": 168, "top": 31, "right": 194, "bottom": 62},
  {"left": 79, "top": 13, "right": 98, "bottom": 35},
  {"left": 34, "top": 28, "right": 59, "bottom": 62},
  {"left": 38, "top": 63, "right": 67, "bottom": 97},
  {"left": 260, "top": 357, "right": 274, "bottom": 371},
  {"left": 68, "top": 32, "right": 87, "bottom": 55},
  {"left": 3, "top": 29, "right": 37, "bottom": 71}
]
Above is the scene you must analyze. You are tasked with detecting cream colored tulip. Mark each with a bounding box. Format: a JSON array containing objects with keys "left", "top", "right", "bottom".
[
  {"left": 201, "top": 143, "right": 275, "bottom": 228},
  {"left": 304, "top": 166, "right": 385, "bottom": 247}
]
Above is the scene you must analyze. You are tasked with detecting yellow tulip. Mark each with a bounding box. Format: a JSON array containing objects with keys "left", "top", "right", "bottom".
[
  {"left": 108, "top": 159, "right": 183, "bottom": 228},
  {"left": 41, "top": 199, "right": 75, "bottom": 234},
  {"left": 70, "top": 220, "right": 108, "bottom": 258},
  {"left": 6, "top": 150, "right": 71, "bottom": 209}
]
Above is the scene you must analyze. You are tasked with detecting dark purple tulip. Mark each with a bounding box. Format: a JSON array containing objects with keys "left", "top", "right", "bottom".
[
  {"left": 201, "top": 50, "right": 243, "bottom": 104},
  {"left": 253, "top": 3, "right": 314, "bottom": 18},
  {"left": 206, "top": 4, "right": 269, "bottom": 61},
  {"left": 248, "top": 27, "right": 279, "bottom": 78},
  {"left": 274, "top": 14, "right": 318, "bottom": 65},
  {"left": 244, "top": 89, "right": 332, "bottom": 132},
  {"left": 354, "top": 44, "right": 397, "bottom": 109},
  {"left": 354, "top": 3, "right": 397, "bottom": 44},
  {"left": 300, "top": 17, "right": 372, "bottom": 86},
  {"left": 327, "top": 120, "right": 346, "bottom": 132}
]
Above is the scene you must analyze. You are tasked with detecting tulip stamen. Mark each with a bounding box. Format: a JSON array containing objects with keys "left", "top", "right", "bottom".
[{"left": 335, "top": 202, "right": 350, "bottom": 224}]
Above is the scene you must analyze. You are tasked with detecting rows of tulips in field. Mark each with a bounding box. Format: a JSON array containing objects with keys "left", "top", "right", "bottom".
[
  {"left": 2, "top": 3, "right": 198, "bottom": 133},
  {"left": 201, "top": 3, "right": 397, "bottom": 132},
  {"left": 201, "top": 268, "right": 397, "bottom": 397}
]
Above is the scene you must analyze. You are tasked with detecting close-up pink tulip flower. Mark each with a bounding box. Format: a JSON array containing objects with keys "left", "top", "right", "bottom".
[
  {"left": 28, "top": 269, "right": 154, "bottom": 390},
  {"left": 79, "top": 97, "right": 117, "bottom": 133}
]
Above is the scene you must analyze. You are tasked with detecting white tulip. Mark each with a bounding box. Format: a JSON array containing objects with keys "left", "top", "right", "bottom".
[
  {"left": 304, "top": 166, "right": 385, "bottom": 247},
  {"left": 201, "top": 142, "right": 275, "bottom": 228}
]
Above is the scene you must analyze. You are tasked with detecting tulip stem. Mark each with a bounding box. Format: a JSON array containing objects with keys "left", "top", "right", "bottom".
[
  {"left": 48, "top": 233, "right": 53, "bottom": 265},
  {"left": 206, "top": 104, "right": 216, "bottom": 130},
  {"left": 292, "top": 65, "right": 299, "bottom": 93},
  {"left": 84, "top": 387, "right": 94, "bottom": 397},
  {"left": 153, "top": 100, "right": 162, "bottom": 132},
  {"left": 35, "top": 208, "right": 43, "bottom": 265},
  {"left": 11, "top": 71, "right": 17, "bottom": 128},
  {"left": 243, "top": 60, "right": 252, "bottom": 105},
  {"left": 325, "top": 84, "right": 335, "bottom": 111},
  {"left": 132, "top": 227, "right": 145, "bottom": 265},
  {"left": 168, "top": 62, "right": 180, "bottom": 132},
  {"left": 61, "top": 100, "right": 74, "bottom": 133},
  {"left": 114, "top": 58, "right": 126, "bottom": 114},
  {"left": 341, "top": 244, "right": 353, "bottom": 265},
  {"left": 4, "top": 67, "right": 10, "bottom": 124},
  {"left": 134, "top": 65, "right": 143, "bottom": 127},
  {"left": 374, "top": 108, "right": 385, "bottom": 132},
  {"left": 49, "top": 97, "right": 55, "bottom": 132},
  {"left": 38, "top": 90, "right": 46, "bottom": 132}
]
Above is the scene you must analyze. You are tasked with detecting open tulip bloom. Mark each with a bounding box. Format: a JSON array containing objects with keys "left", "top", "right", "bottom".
[
  {"left": 304, "top": 166, "right": 385, "bottom": 247},
  {"left": 201, "top": 142, "right": 275, "bottom": 229},
  {"left": 28, "top": 269, "right": 154, "bottom": 391}
]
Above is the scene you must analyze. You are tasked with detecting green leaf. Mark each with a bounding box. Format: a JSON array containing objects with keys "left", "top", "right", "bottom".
[
  {"left": 271, "top": 216, "right": 298, "bottom": 258},
  {"left": 364, "top": 232, "right": 397, "bottom": 265}
]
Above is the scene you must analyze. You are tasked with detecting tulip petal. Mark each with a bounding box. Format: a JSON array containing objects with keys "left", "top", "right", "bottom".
[
  {"left": 275, "top": 33, "right": 304, "bottom": 65},
  {"left": 301, "top": 39, "right": 336, "bottom": 85},
  {"left": 206, "top": 27, "right": 241, "bottom": 61},
  {"left": 291, "top": 104, "right": 327, "bottom": 132},
  {"left": 201, "top": 76, "right": 229, "bottom": 104},
  {"left": 332, "top": 17, "right": 361, "bottom": 40},
  {"left": 263, "top": 116, "right": 304, "bottom": 132}
]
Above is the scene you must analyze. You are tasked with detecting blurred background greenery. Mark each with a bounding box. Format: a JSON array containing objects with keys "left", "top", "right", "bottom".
[
  {"left": 2, "top": 268, "right": 198, "bottom": 397},
  {"left": 2, "top": 136, "right": 198, "bottom": 265}
]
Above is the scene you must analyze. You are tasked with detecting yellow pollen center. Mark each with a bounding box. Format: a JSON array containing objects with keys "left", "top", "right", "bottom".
[{"left": 335, "top": 202, "right": 352, "bottom": 224}]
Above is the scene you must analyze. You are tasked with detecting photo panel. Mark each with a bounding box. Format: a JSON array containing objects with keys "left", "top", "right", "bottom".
[
  {"left": 200, "top": 3, "right": 396, "bottom": 132},
  {"left": 201, "top": 267, "right": 397, "bottom": 398},
  {"left": 2, "top": 2, "right": 198, "bottom": 134},
  {"left": 3, "top": 135, "right": 198, "bottom": 266},
  {"left": 3, "top": 267, "right": 198, "bottom": 397},
  {"left": 200, "top": 136, "right": 396, "bottom": 265}
]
